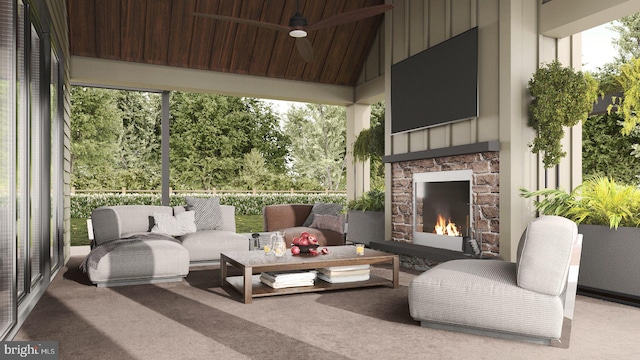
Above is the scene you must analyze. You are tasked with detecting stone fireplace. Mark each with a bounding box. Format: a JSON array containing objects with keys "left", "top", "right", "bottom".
[{"left": 391, "top": 151, "right": 500, "bottom": 257}]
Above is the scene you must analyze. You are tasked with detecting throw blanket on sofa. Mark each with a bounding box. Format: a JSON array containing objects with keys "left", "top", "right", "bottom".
[{"left": 80, "top": 233, "right": 181, "bottom": 272}]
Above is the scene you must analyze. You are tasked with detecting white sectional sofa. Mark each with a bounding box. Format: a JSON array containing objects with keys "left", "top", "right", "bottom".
[{"left": 84, "top": 204, "right": 248, "bottom": 287}]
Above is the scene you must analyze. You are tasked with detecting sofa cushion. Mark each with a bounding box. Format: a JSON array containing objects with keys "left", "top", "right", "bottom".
[
  {"left": 151, "top": 211, "right": 197, "bottom": 237},
  {"left": 86, "top": 240, "right": 189, "bottom": 284},
  {"left": 173, "top": 205, "right": 187, "bottom": 215},
  {"left": 302, "top": 202, "right": 343, "bottom": 227},
  {"left": 185, "top": 196, "right": 224, "bottom": 231},
  {"left": 91, "top": 205, "right": 173, "bottom": 246},
  {"left": 516, "top": 215, "right": 577, "bottom": 296},
  {"left": 409, "top": 259, "right": 564, "bottom": 339},
  {"left": 263, "top": 204, "right": 313, "bottom": 231},
  {"left": 310, "top": 214, "right": 345, "bottom": 234},
  {"left": 179, "top": 230, "right": 248, "bottom": 262}
]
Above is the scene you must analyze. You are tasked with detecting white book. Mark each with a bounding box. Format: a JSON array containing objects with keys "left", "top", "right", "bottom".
[
  {"left": 317, "top": 273, "right": 370, "bottom": 284},
  {"left": 260, "top": 277, "right": 314, "bottom": 289},
  {"left": 317, "top": 268, "right": 370, "bottom": 277},
  {"left": 260, "top": 270, "right": 317, "bottom": 282},
  {"left": 319, "top": 264, "right": 370, "bottom": 272}
]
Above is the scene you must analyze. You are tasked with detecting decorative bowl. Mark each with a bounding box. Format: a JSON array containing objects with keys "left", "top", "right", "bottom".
[{"left": 296, "top": 244, "right": 319, "bottom": 254}]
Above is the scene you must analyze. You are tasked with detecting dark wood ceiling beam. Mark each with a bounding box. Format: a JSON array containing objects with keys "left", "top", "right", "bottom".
[
  {"left": 95, "top": 0, "right": 121, "bottom": 59},
  {"left": 68, "top": 0, "right": 388, "bottom": 88},
  {"left": 248, "top": 1, "right": 285, "bottom": 76},
  {"left": 300, "top": 0, "right": 344, "bottom": 83},
  {"left": 284, "top": 0, "right": 326, "bottom": 81},
  {"left": 340, "top": 14, "right": 384, "bottom": 86},
  {"left": 67, "top": 0, "right": 97, "bottom": 57},
  {"left": 209, "top": 0, "right": 241, "bottom": 72},
  {"left": 120, "top": 0, "right": 147, "bottom": 62},
  {"left": 167, "top": 0, "right": 196, "bottom": 67},
  {"left": 319, "top": 0, "right": 364, "bottom": 85},
  {"left": 188, "top": 0, "right": 219, "bottom": 70},
  {"left": 143, "top": 0, "right": 171, "bottom": 65},
  {"left": 265, "top": 1, "right": 299, "bottom": 79},
  {"left": 229, "top": 0, "right": 264, "bottom": 74}
]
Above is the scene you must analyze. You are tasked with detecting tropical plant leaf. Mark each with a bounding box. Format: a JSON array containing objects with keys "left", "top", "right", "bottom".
[{"left": 521, "top": 177, "right": 640, "bottom": 229}]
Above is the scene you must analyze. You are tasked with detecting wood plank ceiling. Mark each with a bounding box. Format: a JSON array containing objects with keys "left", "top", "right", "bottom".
[{"left": 67, "top": 0, "right": 388, "bottom": 87}]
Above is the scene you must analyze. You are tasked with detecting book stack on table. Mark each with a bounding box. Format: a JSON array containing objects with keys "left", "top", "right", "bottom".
[
  {"left": 316, "top": 264, "right": 371, "bottom": 283},
  {"left": 259, "top": 270, "right": 317, "bottom": 289}
]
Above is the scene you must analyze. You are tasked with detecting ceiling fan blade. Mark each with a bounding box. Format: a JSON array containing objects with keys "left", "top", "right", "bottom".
[
  {"left": 306, "top": 4, "right": 394, "bottom": 32},
  {"left": 295, "top": 37, "right": 314, "bottom": 62},
  {"left": 192, "top": 12, "right": 290, "bottom": 33}
]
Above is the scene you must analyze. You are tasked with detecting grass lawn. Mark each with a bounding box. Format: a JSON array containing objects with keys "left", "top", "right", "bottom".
[
  {"left": 71, "top": 214, "right": 264, "bottom": 247},
  {"left": 234, "top": 214, "right": 264, "bottom": 233},
  {"left": 71, "top": 218, "right": 91, "bottom": 246}
]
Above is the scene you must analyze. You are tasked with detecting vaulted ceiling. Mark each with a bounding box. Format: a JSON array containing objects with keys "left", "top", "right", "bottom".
[{"left": 66, "top": 0, "right": 389, "bottom": 87}]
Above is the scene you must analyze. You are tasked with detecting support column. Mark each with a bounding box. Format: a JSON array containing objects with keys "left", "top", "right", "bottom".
[
  {"left": 498, "top": 0, "right": 539, "bottom": 261},
  {"left": 346, "top": 103, "right": 371, "bottom": 201},
  {"left": 161, "top": 91, "right": 170, "bottom": 206}
]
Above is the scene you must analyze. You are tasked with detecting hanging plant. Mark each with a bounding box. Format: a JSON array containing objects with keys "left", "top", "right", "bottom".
[
  {"left": 528, "top": 59, "right": 598, "bottom": 168},
  {"left": 352, "top": 122, "right": 384, "bottom": 162}
]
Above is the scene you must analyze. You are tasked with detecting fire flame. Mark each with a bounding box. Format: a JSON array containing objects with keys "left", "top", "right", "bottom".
[{"left": 434, "top": 214, "right": 461, "bottom": 236}]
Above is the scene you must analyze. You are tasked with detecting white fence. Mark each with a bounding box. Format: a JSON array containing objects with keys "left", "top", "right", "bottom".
[{"left": 71, "top": 187, "right": 345, "bottom": 195}]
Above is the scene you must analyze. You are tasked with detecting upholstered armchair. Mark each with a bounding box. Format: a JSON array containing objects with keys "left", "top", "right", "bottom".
[{"left": 408, "top": 215, "right": 583, "bottom": 348}]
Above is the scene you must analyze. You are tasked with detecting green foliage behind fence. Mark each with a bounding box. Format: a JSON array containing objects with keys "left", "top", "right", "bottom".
[{"left": 71, "top": 193, "right": 347, "bottom": 218}]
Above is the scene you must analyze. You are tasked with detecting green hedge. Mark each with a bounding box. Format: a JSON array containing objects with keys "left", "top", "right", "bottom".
[{"left": 71, "top": 193, "right": 347, "bottom": 218}]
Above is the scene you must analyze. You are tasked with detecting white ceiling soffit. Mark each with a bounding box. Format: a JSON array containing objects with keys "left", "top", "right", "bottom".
[
  {"left": 70, "top": 56, "right": 355, "bottom": 106},
  {"left": 540, "top": 0, "right": 640, "bottom": 38}
]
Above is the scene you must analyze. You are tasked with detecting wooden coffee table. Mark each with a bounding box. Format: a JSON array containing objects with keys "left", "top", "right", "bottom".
[{"left": 220, "top": 246, "right": 399, "bottom": 304}]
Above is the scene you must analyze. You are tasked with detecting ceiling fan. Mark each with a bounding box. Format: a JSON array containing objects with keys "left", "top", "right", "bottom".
[{"left": 193, "top": 1, "right": 394, "bottom": 62}]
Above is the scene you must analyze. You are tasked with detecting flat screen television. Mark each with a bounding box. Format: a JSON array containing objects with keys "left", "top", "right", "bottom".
[{"left": 391, "top": 27, "right": 478, "bottom": 134}]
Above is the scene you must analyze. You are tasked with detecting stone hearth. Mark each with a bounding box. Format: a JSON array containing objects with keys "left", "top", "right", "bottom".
[{"left": 391, "top": 152, "right": 500, "bottom": 257}]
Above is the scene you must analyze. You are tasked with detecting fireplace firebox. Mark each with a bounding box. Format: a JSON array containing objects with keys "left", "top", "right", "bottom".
[{"left": 413, "top": 170, "right": 473, "bottom": 251}]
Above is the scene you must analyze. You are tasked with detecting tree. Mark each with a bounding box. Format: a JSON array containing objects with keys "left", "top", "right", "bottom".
[
  {"left": 611, "top": 13, "right": 640, "bottom": 63},
  {"left": 115, "top": 90, "right": 162, "bottom": 189},
  {"left": 71, "top": 87, "right": 292, "bottom": 191},
  {"left": 169, "top": 92, "right": 290, "bottom": 190},
  {"left": 237, "top": 148, "right": 270, "bottom": 190},
  {"left": 284, "top": 104, "right": 346, "bottom": 191},
  {"left": 70, "top": 87, "right": 122, "bottom": 189}
]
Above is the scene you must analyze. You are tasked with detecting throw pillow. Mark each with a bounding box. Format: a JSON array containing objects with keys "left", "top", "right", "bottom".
[
  {"left": 302, "top": 202, "right": 343, "bottom": 227},
  {"left": 185, "top": 196, "right": 224, "bottom": 230},
  {"left": 151, "top": 211, "right": 197, "bottom": 236},
  {"left": 173, "top": 205, "right": 187, "bottom": 216},
  {"left": 310, "top": 214, "right": 345, "bottom": 234}
]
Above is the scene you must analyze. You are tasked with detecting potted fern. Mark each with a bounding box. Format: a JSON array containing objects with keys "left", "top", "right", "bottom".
[
  {"left": 521, "top": 177, "right": 640, "bottom": 304},
  {"left": 346, "top": 188, "right": 385, "bottom": 246}
]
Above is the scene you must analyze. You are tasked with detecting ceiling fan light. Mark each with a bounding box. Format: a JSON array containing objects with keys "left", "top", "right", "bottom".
[{"left": 289, "top": 29, "right": 307, "bottom": 38}]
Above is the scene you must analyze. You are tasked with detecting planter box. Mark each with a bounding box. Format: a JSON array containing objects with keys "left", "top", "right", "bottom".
[
  {"left": 578, "top": 224, "right": 640, "bottom": 306},
  {"left": 346, "top": 210, "right": 385, "bottom": 246}
]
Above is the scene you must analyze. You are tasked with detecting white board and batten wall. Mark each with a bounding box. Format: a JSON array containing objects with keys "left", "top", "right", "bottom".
[{"left": 382, "top": 0, "right": 585, "bottom": 261}]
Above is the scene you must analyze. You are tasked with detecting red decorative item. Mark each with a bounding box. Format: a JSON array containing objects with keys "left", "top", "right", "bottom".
[{"left": 290, "top": 231, "right": 319, "bottom": 255}]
